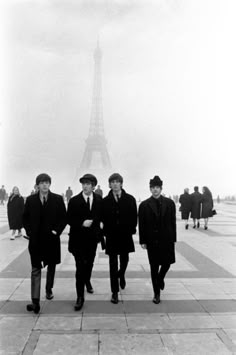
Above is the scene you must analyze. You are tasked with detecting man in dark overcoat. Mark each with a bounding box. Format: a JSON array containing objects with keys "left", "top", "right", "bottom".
[
  {"left": 138, "top": 175, "right": 176, "bottom": 304},
  {"left": 190, "top": 186, "right": 202, "bottom": 228},
  {"left": 179, "top": 188, "right": 192, "bottom": 229},
  {"left": 23, "top": 173, "right": 67, "bottom": 314},
  {"left": 102, "top": 173, "right": 137, "bottom": 304},
  {"left": 67, "top": 174, "right": 103, "bottom": 311}
]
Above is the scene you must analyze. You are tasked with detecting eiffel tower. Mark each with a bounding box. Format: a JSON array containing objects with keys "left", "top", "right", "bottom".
[{"left": 80, "top": 42, "right": 111, "bottom": 171}]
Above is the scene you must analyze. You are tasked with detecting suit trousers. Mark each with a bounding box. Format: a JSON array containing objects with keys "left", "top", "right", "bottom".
[
  {"left": 109, "top": 253, "right": 129, "bottom": 294},
  {"left": 74, "top": 243, "right": 97, "bottom": 298},
  {"left": 31, "top": 264, "right": 56, "bottom": 302},
  {"left": 147, "top": 248, "right": 170, "bottom": 294}
]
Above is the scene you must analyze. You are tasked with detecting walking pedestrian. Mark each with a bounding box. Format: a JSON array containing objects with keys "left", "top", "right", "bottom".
[
  {"left": 67, "top": 174, "right": 103, "bottom": 311},
  {"left": 138, "top": 175, "right": 176, "bottom": 304},
  {"left": 23, "top": 173, "right": 67, "bottom": 314},
  {"left": 7, "top": 186, "right": 25, "bottom": 240},
  {"left": 179, "top": 188, "right": 192, "bottom": 229},
  {"left": 190, "top": 186, "right": 202, "bottom": 228},
  {"left": 65, "top": 186, "right": 73, "bottom": 204},
  {"left": 102, "top": 173, "right": 137, "bottom": 304},
  {"left": 201, "top": 186, "right": 214, "bottom": 230},
  {"left": 0, "top": 185, "right": 6, "bottom": 205},
  {"left": 95, "top": 185, "right": 103, "bottom": 197}
]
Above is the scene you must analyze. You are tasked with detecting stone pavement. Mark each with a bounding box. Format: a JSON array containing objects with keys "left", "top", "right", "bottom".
[{"left": 0, "top": 203, "right": 236, "bottom": 354}]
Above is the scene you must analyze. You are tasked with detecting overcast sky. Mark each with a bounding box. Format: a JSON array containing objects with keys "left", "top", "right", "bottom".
[{"left": 0, "top": 0, "right": 235, "bottom": 199}]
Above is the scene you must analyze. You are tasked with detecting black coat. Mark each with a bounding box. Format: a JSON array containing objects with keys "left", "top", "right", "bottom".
[
  {"left": 67, "top": 192, "right": 103, "bottom": 255},
  {"left": 7, "top": 194, "right": 24, "bottom": 229},
  {"left": 23, "top": 191, "right": 67, "bottom": 267},
  {"left": 190, "top": 192, "right": 202, "bottom": 219},
  {"left": 179, "top": 192, "right": 192, "bottom": 220},
  {"left": 102, "top": 189, "right": 137, "bottom": 255},
  {"left": 138, "top": 195, "right": 176, "bottom": 264},
  {"left": 201, "top": 193, "right": 214, "bottom": 218}
]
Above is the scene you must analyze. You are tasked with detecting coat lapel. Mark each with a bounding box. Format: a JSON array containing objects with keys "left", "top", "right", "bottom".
[
  {"left": 148, "top": 197, "right": 158, "bottom": 218},
  {"left": 160, "top": 195, "right": 167, "bottom": 218}
]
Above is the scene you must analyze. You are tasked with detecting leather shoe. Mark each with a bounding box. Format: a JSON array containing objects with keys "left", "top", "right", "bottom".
[
  {"left": 26, "top": 303, "right": 40, "bottom": 314},
  {"left": 86, "top": 282, "right": 94, "bottom": 294},
  {"left": 46, "top": 290, "right": 54, "bottom": 300},
  {"left": 119, "top": 275, "right": 126, "bottom": 290},
  {"left": 111, "top": 293, "right": 119, "bottom": 304},
  {"left": 74, "top": 297, "right": 84, "bottom": 311},
  {"left": 152, "top": 292, "right": 160, "bottom": 304}
]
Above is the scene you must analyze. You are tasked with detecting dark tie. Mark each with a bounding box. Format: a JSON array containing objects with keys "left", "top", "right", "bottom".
[
  {"left": 43, "top": 196, "right": 46, "bottom": 206},
  {"left": 87, "top": 197, "right": 90, "bottom": 210}
]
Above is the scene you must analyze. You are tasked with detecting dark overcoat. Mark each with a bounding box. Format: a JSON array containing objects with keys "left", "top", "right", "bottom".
[
  {"left": 179, "top": 192, "right": 192, "bottom": 220},
  {"left": 138, "top": 195, "right": 176, "bottom": 264},
  {"left": 102, "top": 189, "right": 137, "bottom": 255},
  {"left": 67, "top": 192, "right": 103, "bottom": 255},
  {"left": 190, "top": 192, "right": 202, "bottom": 219},
  {"left": 23, "top": 191, "right": 67, "bottom": 267},
  {"left": 7, "top": 194, "right": 24, "bottom": 229},
  {"left": 201, "top": 194, "right": 213, "bottom": 218}
]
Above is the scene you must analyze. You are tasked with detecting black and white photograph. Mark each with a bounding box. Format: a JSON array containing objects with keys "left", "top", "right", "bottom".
[{"left": 0, "top": 0, "right": 236, "bottom": 353}]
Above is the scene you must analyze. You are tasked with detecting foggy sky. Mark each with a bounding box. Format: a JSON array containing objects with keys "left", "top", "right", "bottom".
[{"left": 0, "top": 0, "right": 235, "bottom": 199}]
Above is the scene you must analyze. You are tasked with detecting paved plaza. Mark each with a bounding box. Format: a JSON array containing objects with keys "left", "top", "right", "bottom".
[{"left": 0, "top": 202, "right": 236, "bottom": 354}]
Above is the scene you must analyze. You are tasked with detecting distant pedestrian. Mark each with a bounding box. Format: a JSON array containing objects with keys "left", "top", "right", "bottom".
[
  {"left": 138, "top": 175, "right": 176, "bottom": 304},
  {"left": 65, "top": 186, "right": 73, "bottom": 204},
  {"left": 7, "top": 186, "right": 25, "bottom": 240},
  {"left": 95, "top": 185, "right": 103, "bottom": 197},
  {"left": 190, "top": 186, "right": 202, "bottom": 228},
  {"left": 102, "top": 173, "right": 137, "bottom": 304},
  {"left": 23, "top": 173, "right": 67, "bottom": 314},
  {"left": 179, "top": 188, "right": 192, "bottom": 229},
  {"left": 201, "top": 186, "right": 214, "bottom": 230},
  {"left": 67, "top": 174, "right": 103, "bottom": 311},
  {"left": 0, "top": 185, "right": 6, "bottom": 205},
  {"left": 217, "top": 195, "right": 221, "bottom": 203}
]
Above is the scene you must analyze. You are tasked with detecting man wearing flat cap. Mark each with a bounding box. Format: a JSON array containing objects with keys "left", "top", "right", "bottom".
[
  {"left": 102, "top": 173, "right": 137, "bottom": 304},
  {"left": 138, "top": 175, "right": 176, "bottom": 304},
  {"left": 23, "top": 173, "right": 67, "bottom": 314},
  {"left": 67, "top": 173, "right": 103, "bottom": 311}
]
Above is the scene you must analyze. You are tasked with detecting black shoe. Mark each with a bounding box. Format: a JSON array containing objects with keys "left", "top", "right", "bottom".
[
  {"left": 152, "top": 292, "right": 160, "bottom": 304},
  {"left": 193, "top": 225, "right": 196, "bottom": 229},
  {"left": 119, "top": 275, "right": 126, "bottom": 290},
  {"left": 74, "top": 297, "right": 84, "bottom": 311},
  {"left": 185, "top": 224, "right": 189, "bottom": 230},
  {"left": 23, "top": 235, "right": 30, "bottom": 240},
  {"left": 46, "top": 290, "right": 54, "bottom": 300},
  {"left": 26, "top": 303, "right": 40, "bottom": 314},
  {"left": 86, "top": 282, "right": 94, "bottom": 294},
  {"left": 111, "top": 293, "right": 119, "bottom": 304},
  {"left": 197, "top": 222, "right": 200, "bottom": 228},
  {"left": 204, "top": 226, "right": 208, "bottom": 230}
]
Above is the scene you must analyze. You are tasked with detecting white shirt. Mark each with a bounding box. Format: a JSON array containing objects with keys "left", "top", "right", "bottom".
[{"left": 82, "top": 192, "right": 93, "bottom": 210}]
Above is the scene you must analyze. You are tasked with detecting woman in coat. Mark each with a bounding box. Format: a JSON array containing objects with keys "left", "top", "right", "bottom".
[
  {"left": 7, "top": 186, "right": 24, "bottom": 240},
  {"left": 179, "top": 188, "right": 192, "bottom": 229},
  {"left": 201, "top": 186, "right": 214, "bottom": 230}
]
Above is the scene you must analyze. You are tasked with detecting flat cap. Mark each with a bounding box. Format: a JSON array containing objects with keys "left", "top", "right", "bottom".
[{"left": 79, "top": 174, "right": 97, "bottom": 186}]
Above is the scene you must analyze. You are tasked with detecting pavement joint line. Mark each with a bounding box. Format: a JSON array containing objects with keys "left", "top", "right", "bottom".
[
  {"left": 22, "top": 329, "right": 40, "bottom": 355},
  {"left": 216, "top": 329, "right": 236, "bottom": 353},
  {"left": 19, "top": 328, "right": 234, "bottom": 335}
]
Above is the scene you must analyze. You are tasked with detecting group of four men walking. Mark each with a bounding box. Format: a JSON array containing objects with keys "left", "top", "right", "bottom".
[{"left": 23, "top": 172, "right": 176, "bottom": 314}]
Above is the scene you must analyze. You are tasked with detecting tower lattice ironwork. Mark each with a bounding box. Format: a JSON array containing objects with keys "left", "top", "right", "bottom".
[{"left": 80, "top": 42, "right": 111, "bottom": 170}]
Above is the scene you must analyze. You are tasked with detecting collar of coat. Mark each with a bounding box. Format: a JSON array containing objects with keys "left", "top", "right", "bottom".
[
  {"left": 107, "top": 188, "right": 126, "bottom": 200},
  {"left": 147, "top": 195, "right": 167, "bottom": 218}
]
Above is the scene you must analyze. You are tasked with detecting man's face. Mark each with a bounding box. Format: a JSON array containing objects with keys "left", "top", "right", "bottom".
[
  {"left": 150, "top": 186, "right": 162, "bottom": 198},
  {"left": 82, "top": 182, "right": 93, "bottom": 195},
  {"left": 110, "top": 180, "right": 122, "bottom": 193},
  {"left": 38, "top": 181, "right": 50, "bottom": 194}
]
